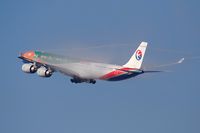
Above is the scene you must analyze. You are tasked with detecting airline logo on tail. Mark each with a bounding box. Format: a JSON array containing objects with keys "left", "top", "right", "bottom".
[
  {"left": 123, "top": 42, "right": 147, "bottom": 69},
  {"left": 135, "top": 50, "right": 142, "bottom": 60}
]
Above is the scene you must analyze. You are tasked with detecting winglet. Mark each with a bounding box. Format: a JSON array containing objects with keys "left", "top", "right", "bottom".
[{"left": 177, "top": 58, "right": 184, "bottom": 64}]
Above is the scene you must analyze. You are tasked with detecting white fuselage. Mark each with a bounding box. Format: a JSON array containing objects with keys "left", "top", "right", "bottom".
[
  {"left": 19, "top": 41, "right": 148, "bottom": 83},
  {"left": 51, "top": 61, "right": 123, "bottom": 79}
]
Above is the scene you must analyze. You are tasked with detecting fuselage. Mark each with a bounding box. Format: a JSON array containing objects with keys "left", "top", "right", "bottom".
[{"left": 19, "top": 50, "right": 144, "bottom": 81}]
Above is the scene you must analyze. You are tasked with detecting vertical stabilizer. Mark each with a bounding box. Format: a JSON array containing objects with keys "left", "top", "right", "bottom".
[{"left": 123, "top": 42, "right": 148, "bottom": 69}]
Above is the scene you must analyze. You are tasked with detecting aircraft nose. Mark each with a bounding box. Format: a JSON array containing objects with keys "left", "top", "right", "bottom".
[{"left": 21, "top": 51, "right": 35, "bottom": 60}]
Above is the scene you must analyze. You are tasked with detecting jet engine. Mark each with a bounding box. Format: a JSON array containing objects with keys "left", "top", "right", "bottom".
[
  {"left": 22, "top": 63, "right": 37, "bottom": 73},
  {"left": 37, "top": 67, "right": 52, "bottom": 77}
]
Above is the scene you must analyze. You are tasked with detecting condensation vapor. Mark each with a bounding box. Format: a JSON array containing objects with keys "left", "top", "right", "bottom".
[
  {"left": 44, "top": 42, "right": 133, "bottom": 65},
  {"left": 42, "top": 41, "right": 200, "bottom": 67}
]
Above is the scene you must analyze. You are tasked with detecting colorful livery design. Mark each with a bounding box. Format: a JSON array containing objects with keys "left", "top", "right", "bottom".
[{"left": 19, "top": 42, "right": 149, "bottom": 84}]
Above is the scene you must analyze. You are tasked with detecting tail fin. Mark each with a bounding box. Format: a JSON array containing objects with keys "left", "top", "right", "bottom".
[{"left": 123, "top": 42, "right": 148, "bottom": 69}]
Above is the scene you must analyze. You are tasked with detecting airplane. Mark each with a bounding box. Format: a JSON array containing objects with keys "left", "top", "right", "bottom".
[{"left": 18, "top": 42, "right": 184, "bottom": 84}]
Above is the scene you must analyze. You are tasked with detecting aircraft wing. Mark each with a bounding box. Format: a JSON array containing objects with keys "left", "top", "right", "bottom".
[
  {"left": 103, "top": 58, "right": 184, "bottom": 74},
  {"left": 143, "top": 58, "right": 184, "bottom": 69}
]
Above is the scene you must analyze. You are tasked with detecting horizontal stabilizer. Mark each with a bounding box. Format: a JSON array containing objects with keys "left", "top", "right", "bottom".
[
  {"left": 144, "top": 70, "right": 172, "bottom": 73},
  {"left": 144, "top": 70, "right": 163, "bottom": 73}
]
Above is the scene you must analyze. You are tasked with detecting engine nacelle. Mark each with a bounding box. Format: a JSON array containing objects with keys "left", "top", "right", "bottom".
[
  {"left": 22, "top": 63, "right": 37, "bottom": 73},
  {"left": 37, "top": 67, "right": 52, "bottom": 77}
]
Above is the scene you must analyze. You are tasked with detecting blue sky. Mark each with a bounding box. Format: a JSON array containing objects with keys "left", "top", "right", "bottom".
[{"left": 0, "top": 0, "right": 200, "bottom": 133}]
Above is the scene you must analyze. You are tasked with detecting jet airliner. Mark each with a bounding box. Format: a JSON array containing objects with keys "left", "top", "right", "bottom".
[{"left": 18, "top": 42, "right": 183, "bottom": 84}]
